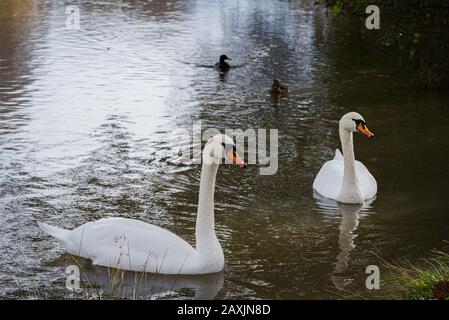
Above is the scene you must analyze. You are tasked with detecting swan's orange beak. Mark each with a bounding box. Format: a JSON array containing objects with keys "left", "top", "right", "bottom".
[
  {"left": 227, "top": 149, "right": 247, "bottom": 169},
  {"left": 357, "top": 122, "right": 374, "bottom": 138}
]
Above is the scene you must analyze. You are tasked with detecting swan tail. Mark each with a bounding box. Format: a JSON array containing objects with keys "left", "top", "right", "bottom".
[
  {"left": 334, "top": 149, "right": 343, "bottom": 160},
  {"left": 38, "top": 222, "right": 70, "bottom": 242}
]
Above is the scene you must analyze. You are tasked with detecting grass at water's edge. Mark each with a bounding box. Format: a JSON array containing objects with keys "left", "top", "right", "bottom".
[
  {"left": 1, "top": 253, "right": 182, "bottom": 300},
  {"left": 375, "top": 248, "right": 449, "bottom": 300},
  {"left": 4, "top": 238, "right": 449, "bottom": 300}
]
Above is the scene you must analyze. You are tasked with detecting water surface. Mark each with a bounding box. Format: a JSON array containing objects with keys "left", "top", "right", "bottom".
[{"left": 1, "top": 0, "right": 449, "bottom": 299}]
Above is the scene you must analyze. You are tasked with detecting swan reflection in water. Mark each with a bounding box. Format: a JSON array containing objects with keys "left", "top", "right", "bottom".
[
  {"left": 314, "top": 192, "right": 375, "bottom": 290},
  {"left": 52, "top": 254, "right": 224, "bottom": 300}
]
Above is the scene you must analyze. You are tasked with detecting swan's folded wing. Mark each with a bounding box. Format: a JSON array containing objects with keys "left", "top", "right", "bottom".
[
  {"left": 334, "top": 149, "right": 343, "bottom": 161},
  {"left": 313, "top": 159, "right": 344, "bottom": 201},
  {"left": 355, "top": 161, "right": 377, "bottom": 200},
  {"left": 66, "top": 218, "right": 196, "bottom": 273}
]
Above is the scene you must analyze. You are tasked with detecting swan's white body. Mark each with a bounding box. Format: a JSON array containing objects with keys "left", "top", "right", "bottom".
[
  {"left": 38, "top": 218, "right": 205, "bottom": 274},
  {"left": 313, "top": 112, "right": 377, "bottom": 204},
  {"left": 38, "top": 135, "right": 243, "bottom": 275}
]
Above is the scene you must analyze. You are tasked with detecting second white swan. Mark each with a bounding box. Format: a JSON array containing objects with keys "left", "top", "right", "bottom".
[
  {"left": 38, "top": 134, "right": 246, "bottom": 275},
  {"left": 313, "top": 112, "right": 377, "bottom": 204}
]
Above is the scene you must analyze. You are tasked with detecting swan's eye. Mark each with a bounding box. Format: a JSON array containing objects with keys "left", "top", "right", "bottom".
[
  {"left": 353, "top": 119, "right": 366, "bottom": 127},
  {"left": 221, "top": 143, "right": 231, "bottom": 150},
  {"left": 221, "top": 143, "right": 237, "bottom": 152}
]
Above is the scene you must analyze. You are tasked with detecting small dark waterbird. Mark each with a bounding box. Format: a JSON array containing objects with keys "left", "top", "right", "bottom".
[
  {"left": 269, "top": 79, "right": 288, "bottom": 95},
  {"left": 215, "top": 55, "right": 232, "bottom": 71}
]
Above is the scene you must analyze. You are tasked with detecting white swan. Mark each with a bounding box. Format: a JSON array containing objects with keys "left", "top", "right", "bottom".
[
  {"left": 313, "top": 112, "right": 377, "bottom": 204},
  {"left": 38, "top": 134, "right": 246, "bottom": 275}
]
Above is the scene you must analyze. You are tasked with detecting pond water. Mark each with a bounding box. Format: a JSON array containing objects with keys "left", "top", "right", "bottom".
[{"left": 1, "top": 0, "right": 449, "bottom": 299}]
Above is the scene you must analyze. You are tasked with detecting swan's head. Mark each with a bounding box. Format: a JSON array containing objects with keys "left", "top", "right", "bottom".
[
  {"left": 203, "top": 134, "right": 246, "bottom": 168},
  {"left": 339, "top": 112, "right": 374, "bottom": 138}
]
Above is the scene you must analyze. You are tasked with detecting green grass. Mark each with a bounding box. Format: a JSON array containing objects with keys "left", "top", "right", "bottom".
[{"left": 378, "top": 248, "right": 449, "bottom": 300}]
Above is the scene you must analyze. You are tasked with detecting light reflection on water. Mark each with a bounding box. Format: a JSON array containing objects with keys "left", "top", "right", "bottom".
[{"left": 1, "top": 0, "right": 449, "bottom": 299}]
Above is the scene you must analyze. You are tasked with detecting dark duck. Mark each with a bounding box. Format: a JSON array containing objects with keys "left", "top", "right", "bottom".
[
  {"left": 215, "top": 55, "right": 232, "bottom": 71},
  {"left": 270, "top": 79, "right": 288, "bottom": 95}
]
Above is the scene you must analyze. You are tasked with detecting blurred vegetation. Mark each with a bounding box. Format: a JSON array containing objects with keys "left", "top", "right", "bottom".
[
  {"left": 378, "top": 249, "right": 449, "bottom": 300},
  {"left": 0, "top": 0, "right": 34, "bottom": 18},
  {"left": 321, "top": 0, "right": 449, "bottom": 88}
]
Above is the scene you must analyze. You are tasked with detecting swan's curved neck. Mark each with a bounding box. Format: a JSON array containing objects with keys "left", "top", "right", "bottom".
[
  {"left": 339, "top": 127, "right": 357, "bottom": 187},
  {"left": 195, "top": 154, "right": 221, "bottom": 255}
]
